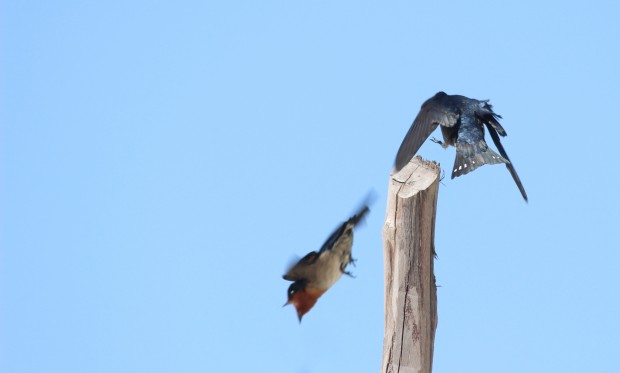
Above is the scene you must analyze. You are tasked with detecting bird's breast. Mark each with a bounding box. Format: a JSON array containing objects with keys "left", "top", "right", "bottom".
[{"left": 308, "top": 253, "right": 343, "bottom": 289}]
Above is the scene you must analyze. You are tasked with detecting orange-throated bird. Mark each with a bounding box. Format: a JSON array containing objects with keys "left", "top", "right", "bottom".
[
  {"left": 394, "top": 91, "right": 528, "bottom": 202},
  {"left": 283, "top": 201, "right": 371, "bottom": 322}
]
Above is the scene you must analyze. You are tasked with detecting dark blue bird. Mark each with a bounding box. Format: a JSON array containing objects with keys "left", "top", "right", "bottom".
[{"left": 394, "top": 92, "right": 528, "bottom": 202}]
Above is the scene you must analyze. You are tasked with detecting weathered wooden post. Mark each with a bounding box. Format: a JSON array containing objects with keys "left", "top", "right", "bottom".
[{"left": 382, "top": 156, "right": 440, "bottom": 373}]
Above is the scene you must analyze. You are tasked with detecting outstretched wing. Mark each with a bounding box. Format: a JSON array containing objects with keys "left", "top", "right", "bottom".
[
  {"left": 485, "top": 122, "right": 528, "bottom": 202},
  {"left": 394, "top": 92, "right": 461, "bottom": 171}
]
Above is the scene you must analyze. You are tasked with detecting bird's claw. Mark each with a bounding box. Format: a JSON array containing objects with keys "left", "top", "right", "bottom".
[
  {"left": 343, "top": 270, "right": 356, "bottom": 278},
  {"left": 430, "top": 137, "right": 443, "bottom": 146},
  {"left": 341, "top": 261, "right": 356, "bottom": 277}
]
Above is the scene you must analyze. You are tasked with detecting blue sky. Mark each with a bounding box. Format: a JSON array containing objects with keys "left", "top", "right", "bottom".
[{"left": 2, "top": 1, "right": 619, "bottom": 372}]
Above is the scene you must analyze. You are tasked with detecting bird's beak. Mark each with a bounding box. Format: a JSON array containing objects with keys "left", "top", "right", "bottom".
[{"left": 282, "top": 300, "right": 290, "bottom": 308}]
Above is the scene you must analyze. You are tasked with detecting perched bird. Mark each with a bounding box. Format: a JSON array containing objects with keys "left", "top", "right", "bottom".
[
  {"left": 394, "top": 91, "right": 528, "bottom": 202},
  {"left": 283, "top": 202, "right": 371, "bottom": 322}
]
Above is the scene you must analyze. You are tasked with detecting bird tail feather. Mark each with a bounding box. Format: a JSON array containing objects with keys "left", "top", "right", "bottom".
[{"left": 452, "top": 143, "right": 507, "bottom": 179}]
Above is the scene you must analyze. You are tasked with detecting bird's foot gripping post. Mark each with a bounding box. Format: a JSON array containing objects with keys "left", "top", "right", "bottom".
[{"left": 382, "top": 156, "right": 440, "bottom": 373}]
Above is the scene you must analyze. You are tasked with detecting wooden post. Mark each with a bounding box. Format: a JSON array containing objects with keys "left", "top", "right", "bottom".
[{"left": 382, "top": 156, "right": 440, "bottom": 373}]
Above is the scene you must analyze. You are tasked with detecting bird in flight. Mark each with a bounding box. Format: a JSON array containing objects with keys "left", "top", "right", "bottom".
[
  {"left": 394, "top": 91, "right": 528, "bottom": 202},
  {"left": 283, "top": 200, "right": 372, "bottom": 322}
]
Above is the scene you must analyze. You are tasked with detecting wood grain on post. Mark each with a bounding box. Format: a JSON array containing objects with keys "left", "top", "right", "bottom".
[{"left": 382, "top": 156, "right": 440, "bottom": 373}]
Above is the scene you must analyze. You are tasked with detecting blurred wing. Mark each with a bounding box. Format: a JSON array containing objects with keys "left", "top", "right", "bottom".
[
  {"left": 485, "top": 123, "right": 528, "bottom": 202},
  {"left": 317, "top": 198, "right": 372, "bottom": 254},
  {"left": 283, "top": 251, "right": 319, "bottom": 281},
  {"left": 284, "top": 195, "right": 375, "bottom": 281},
  {"left": 394, "top": 94, "right": 460, "bottom": 171},
  {"left": 318, "top": 222, "right": 347, "bottom": 254},
  {"left": 283, "top": 254, "right": 301, "bottom": 273}
]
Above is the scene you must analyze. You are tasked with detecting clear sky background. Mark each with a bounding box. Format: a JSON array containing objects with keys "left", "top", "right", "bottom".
[{"left": 2, "top": 1, "right": 619, "bottom": 372}]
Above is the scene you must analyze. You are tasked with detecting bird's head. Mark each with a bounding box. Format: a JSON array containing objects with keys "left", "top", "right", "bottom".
[{"left": 284, "top": 281, "right": 326, "bottom": 322}]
